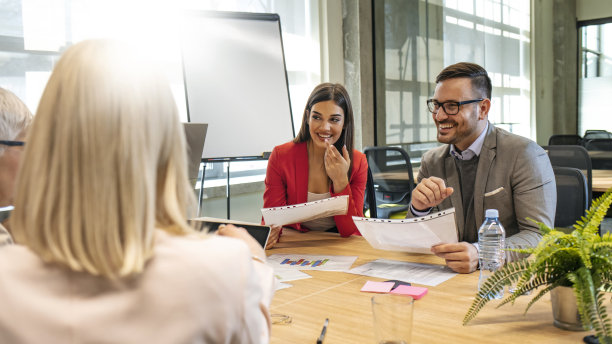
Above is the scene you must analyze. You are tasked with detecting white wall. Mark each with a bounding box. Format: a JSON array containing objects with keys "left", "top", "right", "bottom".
[{"left": 577, "top": 0, "right": 612, "bottom": 21}]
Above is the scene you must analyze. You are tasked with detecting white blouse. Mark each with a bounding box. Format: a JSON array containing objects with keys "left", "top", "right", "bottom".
[{"left": 301, "top": 192, "right": 336, "bottom": 231}]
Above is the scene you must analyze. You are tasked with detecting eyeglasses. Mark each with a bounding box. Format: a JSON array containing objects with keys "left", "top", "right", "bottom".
[
  {"left": 0, "top": 140, "right": 25, "bottom": 147},
  {"left": 426, "top": 98, "right": 483, "bottom": 115}
]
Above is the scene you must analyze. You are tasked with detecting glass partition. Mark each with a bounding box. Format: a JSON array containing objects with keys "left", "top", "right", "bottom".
[{"left": 579, "top": 21, "right": 612, "bottom": 134}]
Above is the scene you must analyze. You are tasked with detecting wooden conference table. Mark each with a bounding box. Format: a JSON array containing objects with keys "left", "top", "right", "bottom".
[
  {"left": 268, "top": 229, "right": 590, "bottom": 344},
  {"left": 593, "top": 169, "right": 612, "bottom": 192}
]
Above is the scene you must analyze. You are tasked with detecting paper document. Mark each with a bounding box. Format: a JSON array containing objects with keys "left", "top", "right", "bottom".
[
  {"left": 266, "top": 254, "right": 357, "bottom": 272},
  {"left": 261, "top": 195, "right": 349, "bottom": 226},
  {"left": 352, "top": 208, "right": 457, "bottom": 254},
  {"left": 348, "top": 259, "right": 457, "bottom": 286},
  {"left": 273, "top": 268, "right": 313, "bottom": 283},
  {"left": 275, "top": 282, "right": 293, "bottom": 291}
]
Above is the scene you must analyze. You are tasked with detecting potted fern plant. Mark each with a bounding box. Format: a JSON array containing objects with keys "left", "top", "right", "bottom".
[{"left": 463, "top": 190, "right": 612, "bottom": 344}]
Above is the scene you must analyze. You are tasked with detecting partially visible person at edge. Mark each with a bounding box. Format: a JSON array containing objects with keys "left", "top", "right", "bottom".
[
  {"left": 0, "top": 39, "right": 274, "bottom": 343},
  {"left": 407, "top": 62, "right": 556, "bottom": 274},
  {"left": 0, "top": 87, "right": 32, "bottom": 246},
  {"left": 263, "top": 83, "right": 368, "bottom": 248}
]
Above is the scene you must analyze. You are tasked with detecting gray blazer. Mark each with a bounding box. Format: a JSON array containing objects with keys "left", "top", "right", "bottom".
[{"left": 410, "top": 123, "right": 556, "bottom": 260}]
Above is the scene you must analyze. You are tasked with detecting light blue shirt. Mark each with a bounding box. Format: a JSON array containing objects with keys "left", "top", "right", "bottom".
[
  {"left": 410, "top": 122, "right": 489, "bottom": 217},
  {"left": 449, "top": 122, "right": 489, "bottom": 160}
]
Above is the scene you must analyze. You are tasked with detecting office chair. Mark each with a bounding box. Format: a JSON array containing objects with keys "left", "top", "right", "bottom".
[
  {"left": 583, "top": 130, "right": 612, "bottom": 141},
  {"left": 547, "top": 134, "right": 583, "bottom": 146},
  {"left": 543, "top": 145, "right": 592, "bottom": 207},
  {"left": 584, "top": 139, "right": 612, "bottom": 169},
  {"left": 363, "top": 146, "right": 414, "bottom": 219},
  {"left": 584, "top": 138, "right": 612, "bottom": 151},
  {"left": 364, "top": 167, "right": 378, "bottom": 218},
  {"left": 552, "top": 167, "right": 588, "bottom": 232}
]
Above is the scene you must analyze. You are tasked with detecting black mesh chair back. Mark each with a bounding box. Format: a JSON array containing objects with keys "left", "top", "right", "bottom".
[
  {"left": 543, "top": 145, "right": 592, "bottom": 206},
  {"left": 364, "top": 166, "right": 378, "bottom": 218},
  {"left": 585, "top": 139, "right": 612, "bottom": 169},
  {"left": 584, "top": 130, "right": 612, "bottom": 140},
  {"left": 553, "top": 167, "right": 588, "bottom": 230},
  {"left": 584, "top": 138, "right": 612, "bottom": 151},
  {"left": 363, "top": 146, "right": 414, "bottom": 218},
  {"left": 548, "top": 134, "right": 583, "bottom": 146}
]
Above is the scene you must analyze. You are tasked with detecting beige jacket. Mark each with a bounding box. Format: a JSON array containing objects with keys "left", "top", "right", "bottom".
[{"left": 0, "top": 230, "right": 274, "bottom": 343}]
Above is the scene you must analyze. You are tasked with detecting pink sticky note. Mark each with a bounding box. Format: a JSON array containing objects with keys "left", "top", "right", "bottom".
[
  {"left": 390, "top": 285, "right": 428, "bottom": 300},
  {"left": 360, "top": 281, "right": 395, "bottom": 293}
]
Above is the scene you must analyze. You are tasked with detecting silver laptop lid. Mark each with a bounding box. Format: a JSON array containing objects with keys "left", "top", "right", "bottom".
[{"left": 0, "top": 206, "right": 13, "bottom": 223}]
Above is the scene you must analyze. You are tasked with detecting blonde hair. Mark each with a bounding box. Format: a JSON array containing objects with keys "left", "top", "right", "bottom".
[
  {"left": 0, "top": 87, "right": 33, "bottom": 154},
  {"left": 11, "top": 40, "right": 196, "bottom": 279}
]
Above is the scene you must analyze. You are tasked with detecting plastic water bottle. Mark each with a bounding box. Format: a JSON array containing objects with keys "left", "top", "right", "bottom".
[{"left": 478, "top": 209, "right": 506, "bottom": 299}]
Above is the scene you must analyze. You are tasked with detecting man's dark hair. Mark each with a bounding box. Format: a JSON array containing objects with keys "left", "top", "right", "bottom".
[{"left": 435, "top": 62, "right": 492, "bottom": 99}]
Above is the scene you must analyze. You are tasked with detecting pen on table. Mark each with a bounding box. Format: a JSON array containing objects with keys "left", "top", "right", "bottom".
[{"left": 316, "top": 318, "right": 329, "bottom": 344}]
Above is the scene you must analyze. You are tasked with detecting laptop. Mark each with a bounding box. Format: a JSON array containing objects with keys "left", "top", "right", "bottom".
[
  {"left": 189, "top": 217, "right": 271, "bottom": 249},
  {"left": 182, "top": 123, "right": 208, "bottom": 188},
  {"left": 0, "top": 206, "right": 13, "bottom": 223}
]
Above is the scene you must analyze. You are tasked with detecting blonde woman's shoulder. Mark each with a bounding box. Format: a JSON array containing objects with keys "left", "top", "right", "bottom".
[{"left": 154, "top": 229, "right": 251, "bottom": 263}]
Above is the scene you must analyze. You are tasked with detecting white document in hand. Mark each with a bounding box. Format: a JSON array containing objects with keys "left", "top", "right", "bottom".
[
  {"left": 261, "top": 195, "right": 349, "bottom": 226},
  {"left": 352, "top": 208, "right": 457, "bottom": 254}
]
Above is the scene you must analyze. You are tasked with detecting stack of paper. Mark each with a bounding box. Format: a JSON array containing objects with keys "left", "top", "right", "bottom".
[{"left": 267, "top": 253, "right": 358, "bottom": 291}]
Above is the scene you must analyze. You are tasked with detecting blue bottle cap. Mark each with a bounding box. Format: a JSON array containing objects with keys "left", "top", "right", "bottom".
[{"left": 485, "top": 209, "right": 499, "bottom": 218}]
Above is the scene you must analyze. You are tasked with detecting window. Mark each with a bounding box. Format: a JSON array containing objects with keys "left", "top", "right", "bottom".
[
  {"left": 373, "top": 0, "right": 531, "bottom": 162},
  {"left": 0, "top": 0, "right": 321, "bottom": 221},
  {"left": 578, "top": 21, "right": 612, "bottom": 134}
]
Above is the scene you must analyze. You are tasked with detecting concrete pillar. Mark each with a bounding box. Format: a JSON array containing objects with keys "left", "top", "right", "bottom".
[
  {"left": 342, "top": 0, "right": 375, "bottom": 150},
  {"left": 552, "top": 0, "right": 578, "bottom": 135},
  {"left": 533, "top": 0, "right": 578, "bottom": 145},
  {"left": 320, "top": 0, "right": 344, "bottom": 84}
]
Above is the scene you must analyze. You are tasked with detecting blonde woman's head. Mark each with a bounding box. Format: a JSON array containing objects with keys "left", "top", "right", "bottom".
[{"left": 12, "top": 39, "right": 195, "bottom": 278}]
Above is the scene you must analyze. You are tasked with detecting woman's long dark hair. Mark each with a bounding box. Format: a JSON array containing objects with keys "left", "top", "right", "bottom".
[{"left": 294, "top": 83, "right": 355, "bottom": 179}]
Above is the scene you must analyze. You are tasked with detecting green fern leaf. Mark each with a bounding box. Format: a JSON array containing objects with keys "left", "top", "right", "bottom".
[
  {"left": 463, "top": 260, "right": 530, "bottom": 325},
  {"left": 465, "top": 190, "right": 612, "bottom": 342},
  {"left": 569, "top": 268, "right": 612, "bottom": 342}
]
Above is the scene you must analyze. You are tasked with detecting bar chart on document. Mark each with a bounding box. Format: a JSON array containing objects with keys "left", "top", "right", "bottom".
[
  {"left": 281, "top": 258, "right": 329, "bottom": 267},
  {"left": 267, "top": 254, "right": 357, "bottom": 272}
]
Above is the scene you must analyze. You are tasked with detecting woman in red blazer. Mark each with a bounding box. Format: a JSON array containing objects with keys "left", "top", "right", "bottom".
[{"left": 263, "top": 83, "right": 367, "bottom": 248}]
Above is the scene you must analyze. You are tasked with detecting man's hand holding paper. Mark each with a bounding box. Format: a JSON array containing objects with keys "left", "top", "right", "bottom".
[{"left": 431, "top": 242, "right": 478, "bottom": 273}]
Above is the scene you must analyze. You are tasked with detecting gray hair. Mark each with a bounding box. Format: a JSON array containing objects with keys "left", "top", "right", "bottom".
[{"left": 0, "top": 88, "right": 33, "bottom": 154}]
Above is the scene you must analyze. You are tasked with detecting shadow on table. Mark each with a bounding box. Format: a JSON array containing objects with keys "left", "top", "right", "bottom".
[{"left": 466, "top": 308, "right": 551, "bottom": 326}]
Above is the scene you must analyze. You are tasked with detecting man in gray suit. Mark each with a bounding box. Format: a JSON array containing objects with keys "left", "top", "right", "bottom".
[{"left": 408, "top": 62, "right": 556, "bottom": 274}]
